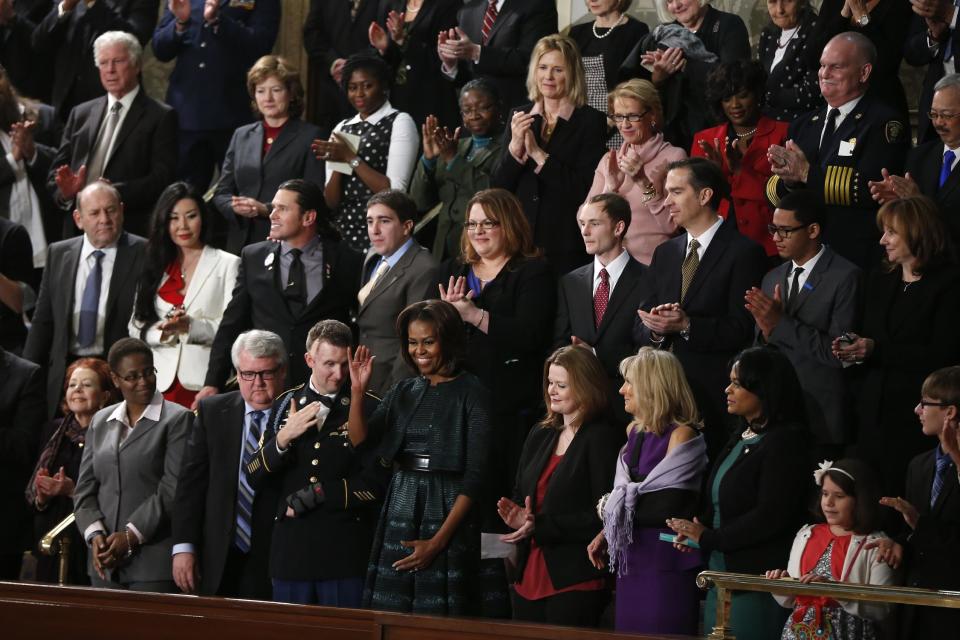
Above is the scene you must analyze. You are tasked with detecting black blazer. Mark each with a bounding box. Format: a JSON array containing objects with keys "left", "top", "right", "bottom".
[
  {"left": 493, "top": 104, "right": 607, "bottom": 274},
  {"left": 46, "top": 90, "right": 178, "bottom": 238},
  {"left": 204, "top": 238, "right": 363, "bottom": 389},
  {"left": 23, "top": 232, "right": 146, "bottom": 418},
  {"left": 31, "top": 0, "right": 158, "bottom": 120},
  {"left": 171, "top": 391, "right": 278, "bottom": 598},
  {"left": 454, "top": 0, "right": 558, "bottom": 111},
  {"left": 430, "top": 256, "right": 556, "bottom": 420},
  {"left": 511, "top": 421, "right": 621, "bottom": 590},
  {"left": 0, "top": 347, "right": 44, "bottom": 562},
  {"left": 899, "top": 447, "right": 960, "bottom": 636},
  {"left": 0, "top": 219, "right": 36, "bottom": 352},
  {"left": 906, "top": 140, "right": 960, "bottom": 244},
  {"left": 904, "top": 14, "right": 955, "bottom": 145},
  {"left": 633, "top": 221, "right": 767, "bottom": 448},
  {"left": 212, "top": 118, "right": 327, "bottom": 255},
  {"left": 698, "top": 425, "right": 809, "bottom": 574},
  {"left": 757, "top": 8, "right": 823, "bottom": 122}
]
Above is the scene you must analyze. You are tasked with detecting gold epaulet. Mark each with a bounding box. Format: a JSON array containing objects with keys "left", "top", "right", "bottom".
[
  {"left": 766, "top": 175, "right": 782, "bottom": 208},
  {"left": 824, "top": 165, "right": 855, "bottom": 206}
]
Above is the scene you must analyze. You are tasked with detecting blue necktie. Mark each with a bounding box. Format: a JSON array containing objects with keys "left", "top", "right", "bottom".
[
  {"left": 940, "top": 150, "right": 956, "bottom": 189},
  {"left": 931, "top": 454, "right": 954, "bottom": 508},
  {"left": 236, "top": 410, "right": 265, "bottom": 553},
  {"left": 77, "top": 250, "right": 105, "bottom": 348}
]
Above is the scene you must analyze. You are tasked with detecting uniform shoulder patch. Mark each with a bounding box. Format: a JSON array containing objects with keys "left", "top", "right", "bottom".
[{"left": 885, "top": 121, "right": 904, "bottom": 144}]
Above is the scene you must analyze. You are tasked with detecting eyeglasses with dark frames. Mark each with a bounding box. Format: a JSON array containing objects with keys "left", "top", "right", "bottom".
[
  {"left": 116, "top": 367, "right": 157, "bottom": 383},
  {"left": 238, "top": 366, "right": 282, "bottom": 382},
  {"left": 608, "top": 109, "right": 650, "bottom": 124},
  {"left": 767, "top": 223, "right": 808, "bottom": 238},
  {"left": 465, "top": 219, "right": 501, "bottom": 231}
]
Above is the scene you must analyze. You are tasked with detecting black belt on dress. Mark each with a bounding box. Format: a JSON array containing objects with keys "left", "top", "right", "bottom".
[{"left": 397, "top": 453, "right": 432, "bottom": 472}]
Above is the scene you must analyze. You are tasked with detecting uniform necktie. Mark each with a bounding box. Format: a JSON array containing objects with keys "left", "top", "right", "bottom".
[
  {"left": 594, "top": 267, "right": 609, "bottom": 328},
  {"left": 931, "top": 454, "right": 954, "bottom": 508},
  {"left": 86, "top": 102, "right": 122, "bottom": 182},
  {"left": 77, "top": 250, "right": 105, "bottom": 348},
  {"left": 236, "top": 410, "right": 265, "bottom": 553},
  {"left": 789, "top": 266, "right": 804, "bottom": 307},
  {"left": 481, "top": 0, "right": 498, "bottom": 44},
  {"left": 357, "top": 260, "right": 389, "bottom": 305},
  {"left": 940, "top": 149, "right": 956, "bottom": 189},
  {"left": 680, "top": 238, "right": 700, "bottom": 303},
  {"left": 820, "top": 107, "right": 840, "bottom": 151},
  {"left": 284, "top": 248, "right": 306, "bottom": 308}
]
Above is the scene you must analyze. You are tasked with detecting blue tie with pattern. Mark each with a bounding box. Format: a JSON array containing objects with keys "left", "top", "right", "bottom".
[
  {"left": 931, "top": 454, "right": 954, "bottom": 508},
  {"left": 236, "top": 410, "right": 265, "bottom": 553},
  {"left": 940, "top": 150, "right": 956, "bottom": 189},
  {"left": 77, "top": 250, "right": 105, "bottom": 348}
]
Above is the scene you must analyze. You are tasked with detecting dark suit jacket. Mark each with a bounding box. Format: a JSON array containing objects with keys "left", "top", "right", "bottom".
[
  {"left": 357, "top": 242, "right": 436, "bottom": 395},
  {"left": 31, "top": 0, "right": 159, "bottom": 120},
  {"left": 47, "top": 90, "right": 178, "bottom": 238},
  {"left": 757, "top": 8, "right": 822, "bottom": 122},
  {"left": 0, "top": 218, "right": 35, "bottom": 352},
  {"left": 171, "top": 391, "right": 277, "bottom": 598},
  {"left": 760, "top": 247, "right": 861, "bottom": 445},
  {"left": 904, "top": 15, "right": 955, "bottom": 145},
  {"left": 511, "top": 420, "right": 621, "bottom": 589},
  {"left": 204, "top": 238, "right": 363, "bottom": 389},
  {"left": 23, "top": 232, "right": 146, "bottom": 418},
  {"left": 0, "top": 14, "right": 50, "bottom": 102},
  {"left": 698, "top": 425, "right": 809, "bottom": 574},
  {"left": 493, "top": 104, "right": 608, "bottom": 274},
  {"left": 554, "top": 255, "right": 650, "bottom": 381},
  {"left": 152, "top": 0, "right": 280, "bottom": 132},
  {"left": 0, "top": 348, "right": 44, "bottom": 558},
  {"left": 212, "top": 118, "right": 327, "bottom": 255},
  {"left": 633, "top": 220, "right": 767, "bottom": 450},
  {"left": 454, "top": 0, "right": 558, "bottom": 110},
  {"left": 906, "top": 139, "right": 960, "bottom": 244},
  {"left": 899, "top": 447, "right": 960, "bottom": 636}
]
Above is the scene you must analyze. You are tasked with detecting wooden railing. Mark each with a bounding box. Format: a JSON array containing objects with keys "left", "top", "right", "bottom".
[
  {"left": 696, "top": 570, "right": 960, "bottom": 640},
  {"left": 0, "top": 581, "right": 698, "bottom": 640}
]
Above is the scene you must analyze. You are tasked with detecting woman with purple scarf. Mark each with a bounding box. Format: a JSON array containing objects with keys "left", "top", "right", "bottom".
[{"left": 587, "top": 347, "right": 707, "bottom": 634}]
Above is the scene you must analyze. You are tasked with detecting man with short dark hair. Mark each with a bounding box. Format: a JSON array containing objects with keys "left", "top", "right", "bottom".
[
  {"left": 635, "top": 157, "right": 767, "bottom": 452},
  {"left": 171, "top": 330, "right": 287, "bottom": 598},
  {"left": 766, "top": 31, "right": 909, "bottom": 269},
  {"left": 554, "top": 192, "right": 648, "bottom": 422},
  {"left": 197, "top": 179, "right": 362, "bottom": 403},
  {"left": 24, "top": 181, "right": 145, "bottom": 417},
  {"left": 250, "top": 319, "right": 385, "bottom": 607},
  {"left": 745, "top": 190, "right": 861, "bottom": 458},
  {"left": 358, "top": 190, "right": 435, "bottom": 395}
]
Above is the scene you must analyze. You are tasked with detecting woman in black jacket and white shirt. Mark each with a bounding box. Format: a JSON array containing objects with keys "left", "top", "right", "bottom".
[{"left": 498, "top": 346, "right": 622, "bottom": 627}]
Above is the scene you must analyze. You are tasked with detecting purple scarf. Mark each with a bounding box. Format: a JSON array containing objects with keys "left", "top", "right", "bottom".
[
  {"left": 24, "top": 413, "right": 85, "bottom": 505},
  {"left": 602, "top": 432, "right": 707, "bottom": 576}
]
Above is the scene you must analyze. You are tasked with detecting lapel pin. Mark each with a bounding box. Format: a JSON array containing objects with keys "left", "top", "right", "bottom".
[
  {"left": 854, "top": 113, "right": 863, "bottom": 120},
  {"left": 264, "top": 252, "right": 275, "bottom": 269},
  {"left": 299, "top": 396, "right": 307, "bottom": 406}
]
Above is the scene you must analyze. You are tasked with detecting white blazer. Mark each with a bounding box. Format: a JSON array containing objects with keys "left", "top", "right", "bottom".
[
  {"left": 773, "top": 523, "right": 897, "bottom": 622},
  {"left": 129, "top": 246, "right": 240, "bottom": 392}
]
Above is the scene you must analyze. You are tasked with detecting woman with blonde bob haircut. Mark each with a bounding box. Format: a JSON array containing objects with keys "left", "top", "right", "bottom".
[
  {"left": 498, "top": 346, "right": 621, "bottom": 626},
  {"left": 494, "top": 35, "right": 608, "bottom": 274},
  {"left": 587, "top": 347, "right": 708, "bottom": 634}
]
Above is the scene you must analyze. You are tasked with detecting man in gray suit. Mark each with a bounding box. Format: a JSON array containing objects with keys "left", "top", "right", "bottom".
[
  {"left": 745, "top": 190, "right": 861, "bottom": 457},
  {"left": 357, "top": 190, "right": 436, "bottom": 395},
  {"left": 24, "top": 181, "right": 145, "bottom": 418}
]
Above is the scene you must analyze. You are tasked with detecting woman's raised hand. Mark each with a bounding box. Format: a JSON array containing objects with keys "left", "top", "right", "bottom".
[{"left": 348, "top": 345, "right": 375, "bottom": 394}]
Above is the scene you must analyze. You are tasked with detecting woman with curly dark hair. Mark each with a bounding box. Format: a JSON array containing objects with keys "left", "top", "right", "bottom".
[
  {"left": 129, "top": 182, "right": 239, "bottom": 409},
  {"left": 691, "top": 60, "right": 788, "bottom": 258}
]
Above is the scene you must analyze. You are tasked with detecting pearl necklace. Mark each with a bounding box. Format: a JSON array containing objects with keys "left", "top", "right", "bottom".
[
  {"left": 592, "top": 14, "right": 626, "bottom": 39},
  {"left": 735, "top": 127, "right": 757, "bottom": 139}
]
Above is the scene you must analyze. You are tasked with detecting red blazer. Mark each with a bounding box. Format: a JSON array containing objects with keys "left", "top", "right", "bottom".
[{"left": 691, "top": 116, "right": 788, "bottom": 256}]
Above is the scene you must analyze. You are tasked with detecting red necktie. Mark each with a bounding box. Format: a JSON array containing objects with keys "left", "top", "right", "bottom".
[
  {"left": 481, "top": 0, "right": 498, "bottom": 44},
  {"left": 594, "top": 268, "right": 609, "bottom": 328}
]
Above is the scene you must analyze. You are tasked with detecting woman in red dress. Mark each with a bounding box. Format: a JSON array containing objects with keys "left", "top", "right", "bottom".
[{"left": 129, "top": 182, "right": 240, "bottom": 408}]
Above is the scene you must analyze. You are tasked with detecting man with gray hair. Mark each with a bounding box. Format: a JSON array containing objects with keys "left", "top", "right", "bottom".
[
  {"left": 171, "top": 329, "right": 287, "bottom": 599},
  {"left": 32, "top": 0, "right": 158, "bottom": 120},
  {"left": 869, "top": 73, "right": 960, "bottom": 242},
  {"left": 47, "top": 30, "right": 177, "bottom": 238},
  {"left": 766, "top": 31, "right": 909, "bottom": 269}
]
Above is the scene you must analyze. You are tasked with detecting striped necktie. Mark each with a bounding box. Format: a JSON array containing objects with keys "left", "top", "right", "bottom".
[
  {"left": 235, "top": 410, "right": 265, "bottom": 553},
  {"left": 481, "top": 0, "right": 498, "bottom": 44},
  {"left": 931, "top": 454, "right": 954, "bottom": 508}
]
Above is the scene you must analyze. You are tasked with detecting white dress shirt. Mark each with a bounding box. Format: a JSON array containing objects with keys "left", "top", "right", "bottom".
[
  {"left": 686, "top": 215, "right": 724, "bottom": 260},
  {"left": 790, "top": 244, "right": 825, "bottom": 294},
  {"left": 72, "top": 235, "right": 118, "bottom": 355},
  {"left": 819, "top": 95, "right": 863, "bottom": 147},
  {"left": 591, "top": 249, "right": 631, "bottom": 296}
]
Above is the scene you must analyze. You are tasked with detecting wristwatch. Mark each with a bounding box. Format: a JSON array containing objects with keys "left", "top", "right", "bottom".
[
  {"left": 857, "top": 13, "right": 870, "bottom": 26},
  {"left": 349, "top": 157, "right": 361, "bottom": 169}
]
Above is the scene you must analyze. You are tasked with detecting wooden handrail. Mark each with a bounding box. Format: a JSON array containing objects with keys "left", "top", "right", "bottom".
[{"left": 696, "top": 570, "right": 960, "bottom": 639}]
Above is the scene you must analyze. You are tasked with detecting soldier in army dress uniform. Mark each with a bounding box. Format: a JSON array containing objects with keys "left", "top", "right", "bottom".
[
  {"left": 765, "top": 31, "right": 909, "bottom": 269},
  {"left": 246, "top": 319, "right": 388, "bottom": 606}
]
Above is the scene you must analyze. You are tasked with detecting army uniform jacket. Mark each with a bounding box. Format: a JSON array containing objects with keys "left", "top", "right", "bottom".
[
  {"left": 248, "top": 382, "right": 388, "bottom": 581},
  {"left": 766, "top": 94, "right": 909, "bottom": 269}
]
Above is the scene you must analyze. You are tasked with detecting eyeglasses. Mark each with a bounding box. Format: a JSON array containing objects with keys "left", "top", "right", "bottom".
[
  {"left": 465, "top": 219, "right": 500, "bottom": 231},
  {"left": 116, "top": 367, "right": 157, "bottom": 383},
  {"left": 928, "top": 110, "right": 960, "bottom": 122},
  {"left": 919, "top": 399, "right": 952, "bottom": 408},
  {"left": 609, "top": 110, "right": 650, "bottom": 124},
  {"left": 238, "top": 366, "right": 282, "bottom": 382},
  {"left": 767, "top": 223, "right": 808, "bottom": 238},
  {"left": 460, "top": 104, "right": 496, "bottom": 117}
]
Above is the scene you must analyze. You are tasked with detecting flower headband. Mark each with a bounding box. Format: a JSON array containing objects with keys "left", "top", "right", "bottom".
[{"left": 813, "top": 460, "right": 856, "bottom": 486}]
